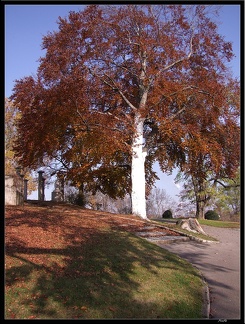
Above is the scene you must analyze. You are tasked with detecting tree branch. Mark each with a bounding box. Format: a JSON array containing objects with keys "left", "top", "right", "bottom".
[
  {"left": 155, "top": 27, "right": 196, "bottom": 77},
  {"left": 211, "top": 178, "right": 240, "bottom": 189},
  {"left": 103, "top": 73, "right": 137, "bottom": 111}
]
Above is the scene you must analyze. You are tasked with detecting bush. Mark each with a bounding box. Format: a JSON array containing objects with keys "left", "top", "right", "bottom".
[
  {"left": 162, "top": 209, "right": 173, "bottom": 219},
  {"left": 204, "top": 210, "right": 220, "bottom": 220},
  {"left": 74, "top": 193, "right": 87, "bottom": 207},
  {"left": 66, "top": 191, "right": 86, "bottom": 207}
]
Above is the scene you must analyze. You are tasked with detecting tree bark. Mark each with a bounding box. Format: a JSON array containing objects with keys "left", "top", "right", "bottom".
[
  {"left": 193, "top": 177, "right": 206, "bottom": 219},
  {"left": 131, "top": 114, "right": 147, "bottom": 219},
  {"left": 196, "top": 198, "right": 205, "bottom": 219}
]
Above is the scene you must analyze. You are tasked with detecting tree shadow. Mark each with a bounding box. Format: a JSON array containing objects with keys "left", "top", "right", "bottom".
[{"left": 5, "top": 206, "right": 204, "bottom": 319}]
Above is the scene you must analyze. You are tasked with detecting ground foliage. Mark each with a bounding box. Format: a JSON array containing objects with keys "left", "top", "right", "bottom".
[{"left": 5, "top": 203, "right": 204, "bottom": 319}]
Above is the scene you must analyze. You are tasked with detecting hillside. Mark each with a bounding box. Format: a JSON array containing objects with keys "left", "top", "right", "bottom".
[
  {"left": 5, "top": 203, "right": 204, "bottom": 319},
  {"left": 5, "top": 202, "right": 179, "bottom": 250}
]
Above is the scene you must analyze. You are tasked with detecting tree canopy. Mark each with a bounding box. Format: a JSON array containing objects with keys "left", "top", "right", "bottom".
[{"left": 11, "top": 5, "right": 240, "bottom": 218}]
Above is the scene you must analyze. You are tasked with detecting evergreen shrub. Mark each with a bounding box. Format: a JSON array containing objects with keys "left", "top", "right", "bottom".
[
  {"left": 204, "top": 210, "right": 220, "bottom": 220},
  {"left": 162, "top": 209, "right": 173, "bottom": 218}
]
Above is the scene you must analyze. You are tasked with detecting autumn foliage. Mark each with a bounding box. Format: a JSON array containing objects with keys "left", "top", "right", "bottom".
[
  {"left": 10, "top": 5, "right": 240, "bottom": 217},
  {"left": 5, "top": 98, "right": 37, "bottom": 193}
]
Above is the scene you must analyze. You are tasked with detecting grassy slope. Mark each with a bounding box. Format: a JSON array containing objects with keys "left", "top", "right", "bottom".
[{"left": 5, "top": 204, "right": 204, "bottom": 319}]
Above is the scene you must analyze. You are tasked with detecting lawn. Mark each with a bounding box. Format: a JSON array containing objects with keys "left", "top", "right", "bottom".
[
  {"left": 5, "top": 204, "right": 205, "bottom": 319},
  {"left": 153, "top": 218, "right": 240, "bottom": 242},
  {"left": 198, "top": 219, "right": 240, "bottom": 228},
  {"left": 157, "top": 218, "right": 240, "bottom": 229}
]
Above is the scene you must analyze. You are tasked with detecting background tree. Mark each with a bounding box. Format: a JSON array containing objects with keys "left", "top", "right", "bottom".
[
  {"left": 176, "top": 173, "right": 213, "bottom": 219},
  {"left": 11, "top": 5, "right": 240, "bottom": 219},
  {"left": 209, "top": 167, "right": 240, "bottom": 220},
  {"left": 5, "top": 98, "right": 36, "bottom": 194},
  {"left": 175, "top": 200, "right": 196, "bottom": 218},
  {"left": 5, "top": 98, "right": 21, "bottom": 174},
  {"left": 174, "top": 76, "right": 240, "bottom": 219},
  {"left": 146, "top": 188, "right": 176, "bottom": 218},
  {"left": 177, "top": 167, "right": 240, "bottom": 220},
  {"left": 64, "top": 183, "right": 133, "bottom": 214}
]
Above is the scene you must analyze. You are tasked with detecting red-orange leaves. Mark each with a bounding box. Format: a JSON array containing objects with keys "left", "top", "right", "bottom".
[{"left": 10, "top": 4, "right": 240, "bottom": 199}]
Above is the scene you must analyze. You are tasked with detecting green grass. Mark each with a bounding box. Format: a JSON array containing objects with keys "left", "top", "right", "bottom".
[
  {"left": 152, "top": 218, "right": 239, "bottom": 242},
  {"left": 5, "top": 213, "right": 205, "bottom": 319},
  {"left": 198, "top": 219, "right": 240, "bottom": 228},
  {"left": 158, "top": 218, "right": 240, "bottom": 228},
  {"left": 152, "top": 219, "right": 217, "bottom": 242}
]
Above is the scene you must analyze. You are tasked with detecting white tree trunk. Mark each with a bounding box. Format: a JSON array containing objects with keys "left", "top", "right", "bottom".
[{"left": 131, "top": 114, "right": 147, "bottom": 219}]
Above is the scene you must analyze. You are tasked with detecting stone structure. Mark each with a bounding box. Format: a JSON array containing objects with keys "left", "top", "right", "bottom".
[
  {"left": 52, "top": 177, "right": 64, "bottom": 202},
  {"left": 5, "top": 173, "right": 25, "bottom": 205},
  {"left": 5, "top": 168, "right": 49, "bottom": 205},
  {"left": 23, "top": 179, "right": 28, "bottom": 201},
  {"left": 38, "top": 171, "right": 45, "bottom": 201},
  {"left": 176, "top": 218, "right": 206, "bottom": 235}
]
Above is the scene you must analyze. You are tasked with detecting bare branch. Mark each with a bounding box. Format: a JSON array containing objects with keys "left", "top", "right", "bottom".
[
  {"left": 103, "top": 73, "right": 137, "bottom": 111},
  {"left": 155, "top": 27, "right": 196, "bottom": 78},
  {"left": 149, "top": 85, "right": 198, "bottom": 111},
  {"left": 169, "top": 107, "right": 186, "bottom": 121},
  {"left": 210, "top": 178, "right": 240, "bottom": 188}
]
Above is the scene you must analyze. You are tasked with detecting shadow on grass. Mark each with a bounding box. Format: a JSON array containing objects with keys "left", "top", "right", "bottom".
[{"left": 5, "top": 207, "right": 203, "bottom": 319}]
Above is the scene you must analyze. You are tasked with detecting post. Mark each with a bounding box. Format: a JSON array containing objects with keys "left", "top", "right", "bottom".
[
  {"left": 20, "top": 174, "right": 24, "bottom": 205},
  {"left": 42, "top": 177, "right": 45, "bottom": 201},
  {"left": 24, "top": 179, "right": 28, "bottom": 201},
  {"left": 52, "top": 176, "right": 64, "bottom": 202},
  {"left": 38, "top": 171, "right": 45, "bottom": 201},
  {"left": 60, "top": 175, "right": 65, "bottom": 202}
]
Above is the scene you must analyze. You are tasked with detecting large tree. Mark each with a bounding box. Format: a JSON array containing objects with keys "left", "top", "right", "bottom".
[{"left": 11, "top": 5, "right": 240, "bottom": 219}]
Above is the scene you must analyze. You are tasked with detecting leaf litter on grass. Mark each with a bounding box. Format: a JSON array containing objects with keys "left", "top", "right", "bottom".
[{"left": 5, "top": 203, "right": 204, "bottom": 319}]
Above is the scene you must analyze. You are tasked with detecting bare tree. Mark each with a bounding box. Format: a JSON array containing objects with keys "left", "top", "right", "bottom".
[{"left": 146, "top": 188, "right": 176, "bottom": 218}]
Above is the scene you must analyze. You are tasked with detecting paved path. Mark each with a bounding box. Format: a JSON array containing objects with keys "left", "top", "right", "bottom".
[{"left": 156, "top": 226, "right": 241, "bottom": 320}]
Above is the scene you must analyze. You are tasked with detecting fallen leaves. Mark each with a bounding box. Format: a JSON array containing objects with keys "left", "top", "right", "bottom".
[
  {"left": 80, "top": 306, "right": 88, "bottom": 312},
  {"left": 5, "top": 204, "right": 177, "bottom": 266},
  {"left": 5, "top": 203, "right": 184, "bottom": 319}
]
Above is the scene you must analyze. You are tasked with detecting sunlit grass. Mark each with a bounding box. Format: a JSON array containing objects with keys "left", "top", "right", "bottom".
[
  {"left": 5, "top": 205, "right": 205, "bottom": 320},
  {"left": 153, "top": 217, "right": 240, "bottom": 242},
  {"left": 198, "top": 219, "right": 240, "bottom": 228},
  {"left": 152, "top": 220, "right": 217, "bottom": 241}
]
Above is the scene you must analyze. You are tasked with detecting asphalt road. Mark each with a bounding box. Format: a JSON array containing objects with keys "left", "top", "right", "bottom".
[{"left": 157, "top": 225, "right": 241, "bottom": 320}]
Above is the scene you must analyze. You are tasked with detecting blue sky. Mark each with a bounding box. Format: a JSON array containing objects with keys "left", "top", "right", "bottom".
[{"left": 4, "top": 4, "right": 241, "bottom": 201}]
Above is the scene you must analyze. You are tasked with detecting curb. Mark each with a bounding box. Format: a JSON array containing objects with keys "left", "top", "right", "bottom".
[
  {"left": 144, "top": 236, "right": 190, "bottom": 244},
  {"left": 200, "top": 272, "right": 211, "bottom": 319},
  {"left": 149, "top": 221, "right": 219, "bottom": 244},
  {"left": 146, "top": 221, "right": 212, "bottom": 318}
]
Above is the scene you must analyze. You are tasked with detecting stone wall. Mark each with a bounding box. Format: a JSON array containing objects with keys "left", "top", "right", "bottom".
[{"left": 5, "top": 174, "right": 24, "bottom": 205}]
